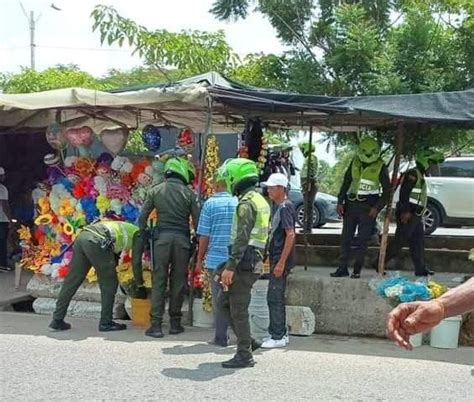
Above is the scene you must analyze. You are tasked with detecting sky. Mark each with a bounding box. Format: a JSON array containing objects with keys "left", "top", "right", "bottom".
[
  {"left": 0, "top": 0, "right": 336, "bottom": 164},
  {"left": 0, "top": 0, "right": 286, "bottom": 76}
]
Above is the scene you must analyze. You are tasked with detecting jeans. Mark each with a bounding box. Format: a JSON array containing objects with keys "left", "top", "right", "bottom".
[
  {"left": 210, "top": 276, "right": 230, "bottom": 345},
  {"left": 0, "top": 222, "right": 8, "bottom": 267},
  {"left": 267, "top": 263, "right": 288, "bottom": 340}
]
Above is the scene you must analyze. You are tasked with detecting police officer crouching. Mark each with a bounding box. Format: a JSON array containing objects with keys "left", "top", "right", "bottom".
[
  {"left": 377, "top": 149, "right": 444, "bottom": 276},
  {"left": 332, "top": 137, "right": 390, "bottom": 278},
  {"left": 49, "top": 220, "right": 142, "bottom": 332},
  {"left": 217, "top": 158, "right": 271, "bottom": 368},
  {"left": 139, "top": 157, "right": 198, "bottom": 338}
]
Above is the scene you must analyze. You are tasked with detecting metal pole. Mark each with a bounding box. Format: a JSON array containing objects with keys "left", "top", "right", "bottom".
[
  {"left": 303, "top": 125, "right": 314, "bottom": 271},
  {"left": 188, "top": 95, "right": 213, "bottom": 326},
  {"left": 29, "top": 11, "right": 35, "bottom": 70},
  {"left": 378, "top": 123, "right": 404, "bottom": 275}
]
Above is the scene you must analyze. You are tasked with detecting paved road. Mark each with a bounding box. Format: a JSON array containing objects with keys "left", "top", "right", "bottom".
[
  {"left": 315, "top": 223, "right": 474, "bottom": 237},
  {"left": 1, "top": 312, "right": 472, "bottom": 400}
]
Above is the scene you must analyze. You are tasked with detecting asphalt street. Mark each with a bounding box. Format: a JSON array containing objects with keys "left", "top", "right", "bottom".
[{"left": 1, "top": 312, "right": 472, "bottom": 400}]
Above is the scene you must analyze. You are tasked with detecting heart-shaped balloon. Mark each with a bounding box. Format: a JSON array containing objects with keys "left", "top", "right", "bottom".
[
  {"left": 45, "top": 123, "right": 67, "bottom": 150},
  {"left": 100, "top": 128, "right": 129, "bottom": 156},
  {"left": 65, "top": 126, "right": 94, "bottom": 147}
]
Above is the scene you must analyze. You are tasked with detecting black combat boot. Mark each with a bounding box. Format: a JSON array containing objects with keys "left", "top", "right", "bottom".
[
  {"left": 351, "top": 264, "right": 362, "bottom": 279},
  {"left": 145, "top": 323, "right": 164, "bottom": 338},
  {"left": 48, "top": 319, "right": 71, "bottom": 332},
  {"left": 98, "top": 321, "right": 127, "bottom": 332},
  {"left": 169, "top": 318, "right": 185, "bottom": 335},
  {"left": 222, "top": 354, "right": 256, "bottom": 369},
  {"left": 330, "top": 266, "right": 349, "bottom": 278}
]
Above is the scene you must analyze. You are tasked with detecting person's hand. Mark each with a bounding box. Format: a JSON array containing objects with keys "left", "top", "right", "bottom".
[
  {"left": 273, "top": 261, "right": 285, "bottom": 278},
  {"left": 195, "top": 261, "right": 203, "bottom": 275},
  {"left": 337, "top": 204, "right": 345, "bottom": 218},
  {"left": 386, "top": 301, "right": 444, "bottom": 350},
  {"left": 221, "top": 269, "right": 234, "bottom": 287},
  {"left": 368, "top": 207, "right": 379, "bottom": 219},
  {"left": 400, "top": 212, "right": 411, "bottom": 225}
]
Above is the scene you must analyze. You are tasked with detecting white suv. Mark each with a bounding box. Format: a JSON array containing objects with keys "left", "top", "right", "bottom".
[{"left": 423, "top": 156, "right": 474, "bottom": 234}]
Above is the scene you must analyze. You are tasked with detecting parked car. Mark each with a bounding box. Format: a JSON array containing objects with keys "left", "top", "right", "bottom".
[
  {"left": 289, "top": 189, "right": 341, "bottom": 228},
  {"left": 256, "top": 186, "right": 340, "bottom": 228},
  {"left": 394, "top": 156, "right": 474, "bottom": 234}
]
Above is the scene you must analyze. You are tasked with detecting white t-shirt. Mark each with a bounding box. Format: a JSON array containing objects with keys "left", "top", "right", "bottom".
[{"left": 0, "top": 183, "right": 9, "bottom": 222}]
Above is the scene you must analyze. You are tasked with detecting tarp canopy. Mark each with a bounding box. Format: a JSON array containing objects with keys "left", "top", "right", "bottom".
[{"left": 1, "top": 71, "right": 473, "bottom": 133}]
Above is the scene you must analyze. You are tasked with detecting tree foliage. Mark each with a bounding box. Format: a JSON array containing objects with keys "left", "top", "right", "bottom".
[{"left": 91, "top": 5, "right": 239, "bottom": 76}]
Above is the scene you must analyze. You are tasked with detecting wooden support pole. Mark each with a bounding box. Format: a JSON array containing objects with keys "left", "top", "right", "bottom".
[
  {"left": 303, "top": 125, "right": 314, "bottom": 271},
  {"left": 378, "top": 123, "right": 405, "bottom": 275}
]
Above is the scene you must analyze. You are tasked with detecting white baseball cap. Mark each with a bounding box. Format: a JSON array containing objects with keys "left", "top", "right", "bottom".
[
  {"left": 262, "top": 173, "right": 289, "bottom": 188},
  {"left": 0, "top": 167, "right": 5, "bottom": 175}
]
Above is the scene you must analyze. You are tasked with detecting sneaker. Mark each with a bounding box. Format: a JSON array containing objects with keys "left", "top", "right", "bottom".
[
  {"left": 0, "top": 266, "right": 13, "bottom": 272},
  {"left": 98, "top": 321, "right": 127, "bottom": 332},
  {"left": 48, "top": 319, "right": 71, "bottom": 332},
  {"left": 145, "top": 325, "right": 164, "bottom": 338},
  {"left": 262, "top": 338, "right": 287, "bottom": 348},
  {"left": 263, "top": 335, "right": 290, "bottom": 344}
]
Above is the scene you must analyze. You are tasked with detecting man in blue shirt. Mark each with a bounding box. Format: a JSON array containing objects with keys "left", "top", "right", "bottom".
[{"left": 196, "top": 173, "right": 238, "bottom": 347}]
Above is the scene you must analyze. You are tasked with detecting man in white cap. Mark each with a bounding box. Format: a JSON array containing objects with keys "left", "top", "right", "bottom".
[
  {"left": 261, "top": 173, "right": 296, "bottom": 348},
  {"left": 0, "top": 167, "right": 13, "bottom": 272}
]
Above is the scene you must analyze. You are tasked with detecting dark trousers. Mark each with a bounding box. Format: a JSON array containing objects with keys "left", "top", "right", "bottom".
[
  {"left": 217, "top": 270, "right": 259, "bottom": 359},
  {"left": 302, "top": 178, "right": 318, "bottom": 231},
  {"left": 151, "top": 232, "right": 191, "bottom": 325},
  {"left": 384, "top": 210, "right": 426, "bottom": 274},
  {"left": 267, "top": 263, "right": 288, "bottom": 340},
  {"left": 340, "top": 201, "right": 375, "bottom": 271},
  {"left": 210, "top": 277, "right": 230, "bottom": 345},
  {"left": 0, "top": 222, "right": 8, "bottom": 267},
  {"left": 53, "top": 229, "right": 118, "bottom": 324}
]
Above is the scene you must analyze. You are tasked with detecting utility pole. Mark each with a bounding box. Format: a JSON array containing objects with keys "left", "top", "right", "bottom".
[{"left": 20, "top": 3, "right": 40, "bottom": 70}]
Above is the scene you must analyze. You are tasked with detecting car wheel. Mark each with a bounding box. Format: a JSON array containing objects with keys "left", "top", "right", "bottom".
[
  {"left": 296, "top": 204, "right": 321, "bottom": 228},
  {"left": 423, "top": 203, "right": 441, "bottom": 235}
]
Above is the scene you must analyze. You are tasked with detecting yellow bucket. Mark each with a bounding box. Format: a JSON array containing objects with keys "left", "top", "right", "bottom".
[{"left": 131, "top": 298, "right": 151, "bottom": 328}]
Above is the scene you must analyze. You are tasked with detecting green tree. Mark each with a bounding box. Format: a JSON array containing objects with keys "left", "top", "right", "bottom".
[
  {"left": 0, "top": 65, "right": 102, "bottom": 94},
  {"left": 91, "top": 5, "right": 239, "bottom": 77}
]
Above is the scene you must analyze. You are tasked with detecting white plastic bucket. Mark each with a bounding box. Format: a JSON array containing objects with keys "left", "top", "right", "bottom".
[
  {"left": 430, "top": 316, "right": 462, "bottom": 349},
  {"left": 410, "top": 333, "right": 423, "bottom": 348},
  {"left": 192, "top": 298, "right": 214, "bottom": 328},
  {"left": 249, "top": 279, "right": 270, "bottom": 342}
]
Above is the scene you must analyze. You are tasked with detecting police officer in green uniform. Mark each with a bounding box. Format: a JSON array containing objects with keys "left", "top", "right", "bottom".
[
  {"left": 139, "top": 157, "right": 198, "bottom": 338},
  {"left": 378, "top": 149, "right": 444, "bottom": 276},
  {"left": 217, "top": 158, "right": 271, "bottom": 369},
  {"left": 332, "top": 137, "right": 390, "bottom": 278},
  {"left": 48, "top": 220, "right": 142, "bottom": 332},
  {"left": 299, "top": 142, "right": 318, "bottom": 233}
]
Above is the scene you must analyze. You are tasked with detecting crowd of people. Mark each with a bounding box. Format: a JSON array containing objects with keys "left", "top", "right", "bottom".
[{"left": 2, "top": 137, "right": 471, "bottom": 369}]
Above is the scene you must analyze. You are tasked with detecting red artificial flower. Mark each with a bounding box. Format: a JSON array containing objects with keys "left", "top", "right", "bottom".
[
  {"left": 58, "top": 265, "right": 70, "bottom": 278},
  {"left": 72, "top": 182, "right": 86, "bottom": 199}
]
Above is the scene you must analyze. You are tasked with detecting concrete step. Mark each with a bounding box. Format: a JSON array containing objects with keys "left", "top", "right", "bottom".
[
  {"left": 296, "top": 233, "right": 472, "bottom": 251},
  {"left": 286, "top": 266, "right": 470, "bottom": 338},
  {"left": 296, "top": 244, "right": 474, "bottom": 274}
]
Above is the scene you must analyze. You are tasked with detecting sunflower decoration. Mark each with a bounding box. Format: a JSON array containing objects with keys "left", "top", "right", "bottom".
[
  {"left": 35, "top": 213, "right": 53, "bottom": 226},
  {"left": 17, "top": 225, "right": 32, "bottom": 242},
  {"left": 86, "top": 267, "right": 98, "bottom": 283},
  {"left": 204, "top": 135, "right": 220, "bottom": 198}
]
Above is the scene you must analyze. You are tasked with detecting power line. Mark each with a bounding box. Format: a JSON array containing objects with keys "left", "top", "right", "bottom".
[{"left": 37, "top": 45, "right": 133, "bottom": 53}]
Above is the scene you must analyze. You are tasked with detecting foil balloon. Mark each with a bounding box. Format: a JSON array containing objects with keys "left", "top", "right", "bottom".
[
  {"left": 45, "top": 123, "right": 67, "bottom": 151},
  {"left": 65, "top": 126, "right": 94, "bottom": 156},
  {"left": 100, "top": 127, "right": 129, "bottom": 156},
  {"left": 142, "top": 125, "right": 162, "bottom": 152}
]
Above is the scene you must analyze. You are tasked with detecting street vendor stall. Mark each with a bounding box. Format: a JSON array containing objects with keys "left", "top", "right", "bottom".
[{"left": 1, "top": 71, "right": 473, "bottom": 325}]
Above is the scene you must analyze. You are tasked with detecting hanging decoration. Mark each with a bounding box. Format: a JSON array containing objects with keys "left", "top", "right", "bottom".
[
  {"left": 65, "top": 126, "right": 94, "bottom": 156},
  {"left": 203, "top": 135, "right": 220, "bottom": 198},
  {"left": 100, "top": 127, "right": 129, "bottom": 156},
  {"left": 142, "top": 125, "right": 162, "bottom": 152},
  {"left": 45, "top": 123, "right": 67, "bottom": 151},
  {"left": 177, "top": 128, "right": 194, "bottom": 154}
]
